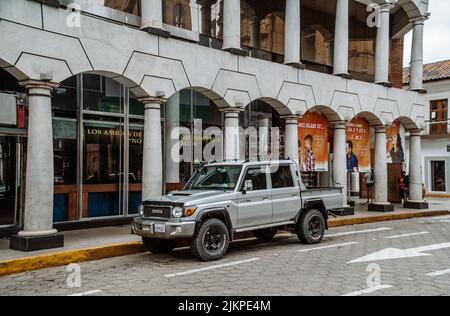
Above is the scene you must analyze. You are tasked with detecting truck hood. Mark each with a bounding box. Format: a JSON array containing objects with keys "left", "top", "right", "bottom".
[{"left": 144, "top": 190, "right": 232, "bottom": 206}]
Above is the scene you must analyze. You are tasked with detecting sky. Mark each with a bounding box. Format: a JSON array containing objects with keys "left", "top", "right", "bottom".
[{"left": 403, "top": 0, "right": 450, "bottom": 67}]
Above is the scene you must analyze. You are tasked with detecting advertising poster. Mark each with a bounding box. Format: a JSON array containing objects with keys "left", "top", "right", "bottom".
[
  {"left": 297, "top": 112, "right": 329, "bottom": 172},
  {"left": 386, "top": 122, "right": 406, "bottom": 164},
  {"left": 346, "top": 117, "right": 371, "bottom": 172}
]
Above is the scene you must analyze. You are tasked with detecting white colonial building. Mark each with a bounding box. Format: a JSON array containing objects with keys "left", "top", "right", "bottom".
[{"left": 0, "top": 0, "right": 431, "bottom": 250}]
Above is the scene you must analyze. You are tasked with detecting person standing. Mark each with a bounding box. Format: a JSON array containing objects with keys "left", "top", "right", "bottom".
[{"left": 364, "top": 168, "right": 375, "bottom": 204}]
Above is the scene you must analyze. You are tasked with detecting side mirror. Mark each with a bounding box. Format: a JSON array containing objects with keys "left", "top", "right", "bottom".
[{"left": 243, "top": 180, "right": 253, "bottom": 193}]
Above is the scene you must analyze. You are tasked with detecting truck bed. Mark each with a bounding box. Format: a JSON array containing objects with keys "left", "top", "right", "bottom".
[{"left": 301, "top": 187, "right": 344, "bottom": 211}]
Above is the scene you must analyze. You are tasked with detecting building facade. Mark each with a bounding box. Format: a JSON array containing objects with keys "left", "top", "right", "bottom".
[
  {"left": 404, "top": 60, "right": 450, "bottom": 196},
  {"left": 0, "top": 0, "right": 430, "bottom": 250}
]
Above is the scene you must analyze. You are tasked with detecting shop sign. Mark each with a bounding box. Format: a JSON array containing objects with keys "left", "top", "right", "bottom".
[
  {"left": 297, "top": 112, "right": 329, "bottom": 172},
  {"left": 86, "top": 128, "right": 143, "bottom": 144}
]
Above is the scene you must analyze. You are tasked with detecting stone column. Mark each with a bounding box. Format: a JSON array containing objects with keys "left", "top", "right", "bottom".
[
  {"left": 333, "top": 122, "right": 348, "bottom": 207},
  {"left": 369, "top": 126, "right": 394, "bottom": 212},
  {"left": 223, "top": 0, "right": 244, "bottom": 54},
  {"left": 284, "top": 0, "right": 303, "bottom": 68},
  {"left": 333, "top": 0, "right": 349, "bottom": 77},
  {"left": 222, "top": 108, "right": 241, "bottom": 160},
  {"left": 141, "top": 97, "right": 165, "bottom": 201},
  {"left": 165, "top": 94, "right": 180, "bottom": 185},
  {"left": 141, "top": 0, "right": 163, "bottom": 30},
  {"left": 406, "top": 130, "right": 429, "bottom": 209},
  {"left": 284, "top": 116, "right": 300, "bottom": 166},
  {"left": 198, "top": 0, "right": 213, "bottom": 36},
  {"left": 409, "top": 17, "right": 427, "bottom": 92},
  {"left": 10, "top": 80, "right": 64, "bottom": 252},
  {"left": 374, "top": 3, "right": 394, "bottom": 85}
]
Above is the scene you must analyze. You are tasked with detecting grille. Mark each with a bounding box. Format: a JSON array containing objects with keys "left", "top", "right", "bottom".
[{"left": 143, "top": 205, "right": 171, "bottom": 219}]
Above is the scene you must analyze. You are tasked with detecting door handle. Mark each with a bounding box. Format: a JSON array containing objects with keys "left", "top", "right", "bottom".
[
  {"left": 262, "top": 197, "right": 269, "bottom": 200},
  {"left": 291, "top": 194, "right": 299, "bottom": 197}
]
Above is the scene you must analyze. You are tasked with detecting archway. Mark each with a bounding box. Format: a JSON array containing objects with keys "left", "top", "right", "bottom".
[{"left": 52, "top": 72, "right": 150, "bottom": 223}]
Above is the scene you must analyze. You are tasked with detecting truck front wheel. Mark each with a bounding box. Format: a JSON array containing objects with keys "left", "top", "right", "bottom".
[
  {"left": 191, "top": 218, "right": 230, "bottom": 262},
  {"left": 296, "top": 209, "right": 325, "bottom": 244},
  {"left": 142, "top": 238, "right": 176, "bottom": 254}
]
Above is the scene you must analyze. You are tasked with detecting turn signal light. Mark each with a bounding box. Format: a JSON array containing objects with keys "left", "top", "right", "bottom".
[{"left": 184, "top": 207, "right": 197, "bottom": 217}]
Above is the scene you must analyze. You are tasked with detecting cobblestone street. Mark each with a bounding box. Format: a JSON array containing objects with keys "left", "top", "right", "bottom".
[{"left": 1, "top": 215, "right": 450, "bottom": 296}]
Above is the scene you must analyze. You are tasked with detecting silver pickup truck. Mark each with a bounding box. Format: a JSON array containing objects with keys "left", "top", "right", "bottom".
[{"left": 132, "top": 160, "right": 344, "bottom": 261}]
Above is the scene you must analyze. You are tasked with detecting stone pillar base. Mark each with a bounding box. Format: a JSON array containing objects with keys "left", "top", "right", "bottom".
[
  {"left": 142, "top": 26, "right": 170, "bottom": 38},
  {"left": 368, "top": 203, "right": 395, "bottom": 213},
  {"left": 10, "top": 233, "right": 64, "bottom": 252},
  {"left": 284, "top": 62, "right": 305, "bottom": 69},
  {"left": 405, "top": 201, "right": 429, "bottom": 209}
]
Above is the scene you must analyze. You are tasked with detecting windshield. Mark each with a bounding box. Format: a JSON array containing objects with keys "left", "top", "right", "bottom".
[{"left": 190, "top": 165, "right": 242, "bottom": 190}]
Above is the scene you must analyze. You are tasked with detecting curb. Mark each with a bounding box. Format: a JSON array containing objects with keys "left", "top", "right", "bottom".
[
  {"left": 0, "top": 209, "right": 449, "bottom": 278},
  {"left": 328, "top": 210, "right": 450, "bottom": 228},
  {"left": 0, "top": 242, "right": 144, "bottom": 278}
]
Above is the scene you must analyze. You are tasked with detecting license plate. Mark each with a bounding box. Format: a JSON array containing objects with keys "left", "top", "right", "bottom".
[{"left": 154, "top": 224, "right": 166, "bottom": 233}]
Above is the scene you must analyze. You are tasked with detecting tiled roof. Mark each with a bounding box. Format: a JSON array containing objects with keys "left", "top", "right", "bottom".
[{"left": 403, "top": 60, "right": 450, "bottom": 84}]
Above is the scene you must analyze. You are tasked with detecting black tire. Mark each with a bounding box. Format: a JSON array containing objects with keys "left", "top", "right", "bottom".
[
  {"left": 296, "top": 209, "right": 325, "bottom": 244},
  {"left": 142, "top": 238, "right": 176, "bottom": 254},
  {"left": 253, "top": 228, "right": 278, "bottom": 242},
  {"left": 191, "top": 218, "right": 230, "bottom": 262}
]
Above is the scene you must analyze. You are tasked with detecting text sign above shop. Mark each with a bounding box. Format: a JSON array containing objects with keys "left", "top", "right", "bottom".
[{"left": 86, "top": 127, "right": 143, "bottom": 144}]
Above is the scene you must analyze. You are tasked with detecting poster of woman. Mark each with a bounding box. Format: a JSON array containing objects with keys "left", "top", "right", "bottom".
[
  {"left": 386, "top": 122, "right": 405, "bottom": 164},
  {"left": 297, "top": 112, "right": 329, "bottom": 172}
]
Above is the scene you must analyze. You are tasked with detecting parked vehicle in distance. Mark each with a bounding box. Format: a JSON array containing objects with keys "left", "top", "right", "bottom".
[{"left": 132, "top": 160, "right": 345, "bottom": 261}]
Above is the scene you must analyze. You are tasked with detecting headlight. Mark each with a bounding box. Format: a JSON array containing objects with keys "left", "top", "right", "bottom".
[
  {"left": 138, "top": 204, "right": 144, "bottom": 216},
  {"left": 172, "top": 207, "right": 183, "bottom": 218}
]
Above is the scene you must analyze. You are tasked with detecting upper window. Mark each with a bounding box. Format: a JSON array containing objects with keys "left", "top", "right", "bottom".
[
  {"left": 430, "top": 100, "right": 448, "bottom": 135},
  {"left": 240, "top": 167, "right": 268, "bottom": 191},
  {"left": 271, "top": 165, "right": 295, "bottom": 189}
]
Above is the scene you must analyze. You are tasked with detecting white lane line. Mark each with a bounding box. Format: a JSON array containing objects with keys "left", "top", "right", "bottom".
[
  {"left": 326, "top": 227, "right": 392, "bottom": 238},
  {"left": 165, "top": 258, "right": 260, "bottom": 278},
  {"left": 342, "top": 285, "right": 394, "bottom": 297},
  {"left": 69, "top": 290, "right": 102, "bottom": 297},
  {"left": 426, "top": 269, "right": 450, "bottom": 277},
  {"left": 298, "top": 242, "right": 358, "bottom": 253},
  {"left": 384, "top": 231, "right": 429, "bottom": 239}
]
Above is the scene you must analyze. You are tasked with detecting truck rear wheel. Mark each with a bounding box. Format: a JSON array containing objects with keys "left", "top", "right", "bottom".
[
  {"left": 253, "top": 228, "right": 278, "bottom": 242},
  {"left": 142, "top": 238, "right": 176, "bottom": 254},
  {"left": 191, "top": 218, "right": 230, "bottom": 262},
  {"left": 296, "top": 209, "right": 325, "bottom": 244}
]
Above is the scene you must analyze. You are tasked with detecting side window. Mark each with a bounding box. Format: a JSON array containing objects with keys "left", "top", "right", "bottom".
[
  {"left": 241, "top": 167, "right": 268, "bottom": 191},
  {"left": 271, "top": 165, "right": 295, "bottom": 189}
]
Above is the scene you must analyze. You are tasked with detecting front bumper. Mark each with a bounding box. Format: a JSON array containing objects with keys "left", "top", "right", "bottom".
[{"left": 132, "top": 217, "right": 196, "bottom": 239}]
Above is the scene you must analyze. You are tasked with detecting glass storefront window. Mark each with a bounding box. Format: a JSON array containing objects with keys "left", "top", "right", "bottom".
[
  {"left": 128, "top": 119, "right": 144, "bottom": 214},
  {"left": 83, "top": 75, "right": 124, "bottom": 114},
  {"left": 83, "top": 116, "right": 124, "bottom": 218}
]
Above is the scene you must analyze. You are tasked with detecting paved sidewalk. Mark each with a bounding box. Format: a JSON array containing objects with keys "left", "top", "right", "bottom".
[{"left": 0, "top": 198, "right": 449, "bottom": 277}]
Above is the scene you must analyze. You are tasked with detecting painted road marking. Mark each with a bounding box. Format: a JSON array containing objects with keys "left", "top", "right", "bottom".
[
  {"left": 326, "top": 227, "right": 392, "bottom": 238},
  {"left": 349, "top": 242, "right": 450, "bottom": 264},
  {"left": 69, "top": 290, "right": 102, "bottom": 296},
  {"left": 385, "top": 232, "right": 429, "bottom": 239},
  {"left": 165, "top": 258, "right": 260, "bottom": 278},
  {"left": 426, "top": 269, "right": 450, "bottom": 277},
  {"left": 298, "top": 242, "right": 358, "bottom": 253},
  {"left": 342, "top": 285, "right": 394, "bottom": 296}
]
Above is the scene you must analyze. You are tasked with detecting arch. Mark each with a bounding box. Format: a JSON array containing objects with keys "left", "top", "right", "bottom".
[
  {"left": 397, "top": 0, "right": 429, "bottom": 19},
  {"left": 393, "top": 116, "right": 420, "bottom": 131},
  {"left": 248, "top": 97, "right": 292, "bottom": 116},
  {"left": 0, "top": 58, "right": 29, "bottom": 82},
  {"left": 307, "top": 105, "right": 343, "bottom": 123},
  {"left": 353, "top": 111, "right": 384, "bottom": 127},
  {"left": 165, "top": 85, "right": 231, "bottom": 109}
]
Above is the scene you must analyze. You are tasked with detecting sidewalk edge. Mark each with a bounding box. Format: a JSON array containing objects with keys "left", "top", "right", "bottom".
[{"left": 1, "top": 209, "right": 449, "bottom": 278}]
